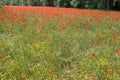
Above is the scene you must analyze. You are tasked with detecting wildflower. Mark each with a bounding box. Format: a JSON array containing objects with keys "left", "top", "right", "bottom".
[
  {"left": 101, "top": 32, "right": 105, "bottom": 35},
  {"left": 107, "top": 70, "right": 111, "bottom": 74},
  {"left": 19, "top": 73, "right": 25, "bottom": 79},
  {"left": 115, "top": 49, "right": 120, "bottom": 53},
  {"left": 2, "top": 56, "right": 7, "bottom": 61},
  {"left": 103, "top": 64, "right": 108, "bottom": 67},
  {"left": 60, "top": 27, "right": 65, "bottom": 31},
  {"left": 91, "top": 53, "right": 96, "bottom": 57},
  {"left": 49, "top": 71, "right": 53, "bottom": 76},
  {"left": 20, "top": 13, "right": 24, "bottom": 18},
  {"left": 90, "top": 39, "right": 94, "bottom": 46},
  {"left": 88, "top": 73, "right": 93, "bottom": 79},
  {"left": 98, "top": 37, "right": 102, "bottom": 42},
  {"left": 112, "top": 35, "right": 116, "bottom": 40},
  {"left": 59, "top": 41, "right": 63, "bottom": 45},
  {"left": 6, "top": 25, "right": 10, "bottom": 29},
  {"left": 91, "top": 39, "right": 94, "bottom": 43}
]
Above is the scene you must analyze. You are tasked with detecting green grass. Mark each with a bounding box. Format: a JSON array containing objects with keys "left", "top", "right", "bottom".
[{"left": 0, "top": 10, "right": 120, "bottom": 80}]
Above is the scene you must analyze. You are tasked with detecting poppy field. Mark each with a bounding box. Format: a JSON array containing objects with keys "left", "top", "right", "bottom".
[{"left": 0, "top": 6, "right": 120, "bottom": 80}]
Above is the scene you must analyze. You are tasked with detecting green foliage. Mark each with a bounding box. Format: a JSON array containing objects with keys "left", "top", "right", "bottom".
[
  {"left": 0, "top": 0, "right": 119, "bottom": 10},
  {"left": 70, "top": 0, "right": 85, "bottom": 8},
  {"left": 97, "top": 3, "right": 105, "bottom": 9},
  {"left": 40, "top": 0, "right": 49, "bottom": 6},
  {"left": 24, "top": 0, "right": 31, "bottom": 6},
  {"left": 70, "top": 0, "right": 80, "bottom": 8},
  {"left": 85, "top": 0, "right": 99, "bottom": 9},
  {"left": 0, "top": 0, "right": 5, "bottom": 7},
  {"left": 31, "top": 0, "right": 41, "bottom": 6},
  {"left": 54, "top": 0, "right": 64, "bottom": 7}
]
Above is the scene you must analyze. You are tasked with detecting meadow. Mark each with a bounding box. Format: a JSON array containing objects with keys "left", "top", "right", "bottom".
[{"left": 0, "top": 6, "right": 120, "bottom": 80}]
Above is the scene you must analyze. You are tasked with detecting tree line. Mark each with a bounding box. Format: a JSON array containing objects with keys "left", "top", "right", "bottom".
[{"left": 0, "top": 0, "right": 120, "bottom": 10}]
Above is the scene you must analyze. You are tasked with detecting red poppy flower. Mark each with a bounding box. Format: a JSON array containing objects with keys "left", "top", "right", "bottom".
[
  {"left": 98, "top": 37, "right": 102, "bottom": 42},
  {"left": 88, "top": 73, "right": 93, "bottom": 79},
  {"left": 115, "top": 49, "right": 119, "bottom": 53},
  {"left": 2, "top": 56, "right": 7, "bottom": 61},
  {"left": 101, "top": 32, "right": 105, "bottom": 35},
  {"left": 112, "top": 35, "right": 116, "bottom": 40},
  {"left": 49, "top": 71, "right": 53, "bottom": 76},
  {"left": 6, "top": 25, "right": 10, "bottom": 29},
  {"left": 59, "top": 41, "right": 63, "bottom": 45},
  {"left": 60, "top": 27, "right": 65, "bottom": 31},
  {"left": 19, "top": 73, "right": 25, "bottom": 79},
  {"left": 107, "top": 70, "right": 111, "bottom": 74},
  {"left": 103, "top": 64, "right": 108, "bottom": 67},
  {"left": 91, "top": 39, "right": 94, "bottom": 43},
  {"left": 91, "top": 53, "right": 96, "bottom": 57}
]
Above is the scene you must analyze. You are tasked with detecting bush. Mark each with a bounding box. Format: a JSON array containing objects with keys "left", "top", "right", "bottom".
[
  {"left": 54, "top": 0, "right": 71, "bottom": 7},
  {"left": 0, "top": 0, "right": 4, "bottom": 7},
  {"left": 85, "top": 0, "right": 99, "bottom": 9}
]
